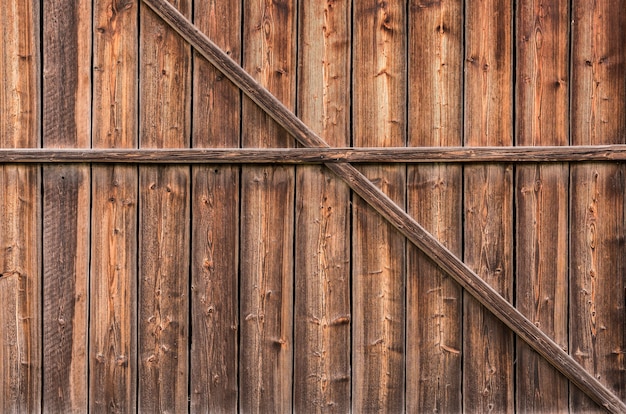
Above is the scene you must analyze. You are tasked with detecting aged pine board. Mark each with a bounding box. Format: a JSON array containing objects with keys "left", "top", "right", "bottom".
[
  {"left": 463, "top": 0, "right": 514, "bottom": 411},
  {"left": 139, "top": 0, "right": 191, "bottom": 412},
  {"left": 406, "top": 0, "right": 463, "bottom": 412},
  {"left": 294, "top": 0, "right": 351, "bottom": 411},
  {"left": 239, "top": 0, "right": 296, "bottom": 411},
  {"left": 190, "top": 0, "right": 240, "bottom": 411},
  {"left": 89, "top": 0, "right": 138, "bottom": 412},
  {"left": 515, "top": 0, "right": 570, "bottom": 411},
  {"left": 0, "top": 0, "right": 40, "bottom": 411},
  {"left": 42, "top": 0, "right": 91, "bottom": 411},
  {"left": 352, "top": 1, "right": 406, "bottom": 412},
  {"left": 570, "top": 0, "right": 626, "bottom": 411}
]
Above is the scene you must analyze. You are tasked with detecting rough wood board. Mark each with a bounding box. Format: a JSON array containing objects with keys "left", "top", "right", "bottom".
[
  {"left": 138, "top": 0, "right": 191, "bottom": 411},
  {"left": 239, "top": 0, "right": 296, "bottom": 411},
  {"left": 406, "top": 0, "right": 463, "bottom": 411},
  {"left": 570, "top": 0, "right": 626, "bottom": 411},
  {"left": 515, "top": 0, "right": 570, "bottom": 411},
  {"left": 352, "top": 0, "right": 406, "bottom": 412},
  {"left": 0, "top": 0, "right": 41, "bottom": 411},
  {"left": 463, "top": 0, "right": 514, "bottom": 411},
  {"left": 294, "top": 0, "right": 351, "bottom": 411},
  {"left": 190, "top": 2, "right": 240, "bottom": 411}
]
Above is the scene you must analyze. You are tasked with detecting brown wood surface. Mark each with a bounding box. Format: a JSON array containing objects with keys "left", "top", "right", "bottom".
[
  {"left": 570, "top": 0, "right": 626, "bottom": 411},
  {"left": 42, "top": 0, "right": 91, "bottom": 411},
  {"left": 0, "top": 0, "right": 41, "bottom": 412},
  {"left": 190, "top": 0, "right": 240, "bottom": 411},
  {"left": 294, "top": 0, "right": 351, "bottom": 411},
  {"left": 89, "top": 0, "right": 138, "bottom": 412},
  {"left": 515, "top": 0, "right": 570, "bottom": 411},
  {"left": 407, "top": 0, "right": 463, "bottom": 412},
  {"left": 463, "top": 0, "right": 514, "bottom": 411},
  {"left": 239, "top": 0, "right": 296, "bottom": 411},
  {"left": 138, "top": 0, "right": 191, "bottom": 411},
  {"left": 352, "top": 1, "right": 406, "bottom": 412}
]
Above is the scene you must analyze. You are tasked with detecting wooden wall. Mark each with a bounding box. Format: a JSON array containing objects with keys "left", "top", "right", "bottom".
[{"left": 0, "top": 0, "right": 624, "bottom": 412}]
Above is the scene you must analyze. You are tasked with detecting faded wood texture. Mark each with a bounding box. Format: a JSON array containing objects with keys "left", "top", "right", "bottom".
[
  {"left": 570, "top": 0, "right": 626, "bottom": 411},
  {"left": 42, "top": 0, "right": 91, "bottom": 411},
  {"left": 0, "top": 0, "right": 41, "bottom": 412},
  {"left": 294, "top": 0, "right": 351, "bottom": 411},
  {"left": 352, "top": 1, "right": 406, "bottom": 412},
  {"left": 515, "top": 0, "right": 570, "bottom": 411},
  {"left": 239, "top": 0, "right": 296, "bottom": 411},
  {"left": 138, "top": 0, "right": 191, "bottom": 412},
  {"left": 463, "top": 0, "right": 514, "bottom": 412},
  {"left": 190, "top": 0, "right": 240, "bottom": 411},
  {"left": 89, "top": 0, "right": 138, "bottom": 412},
  {"left": 406, "top": 0, "right": 463, "bottom": 412}
]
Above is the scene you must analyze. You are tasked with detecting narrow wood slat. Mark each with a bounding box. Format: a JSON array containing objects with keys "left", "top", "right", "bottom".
[
  {"left": 42, "top": 0, "right": 91, "bottom": 411},
  {"left": 0, "top": 0, "right": 41, "bottom": 412},
  {"left": 294, "top": 0, "right": 351, "bottom": 411},
  {"left": 138, "top": 0, "right": 191, "bottom": 412},
  {"left": 407, "top": 0, "right": 463, "bottom": 412},
  {"left": 239, "top": 0, "right": 296, "bottom": 411},
  {"left": 515, "top": 0, "right": 570, "bottom": 411},
  {"left": 89, "top": 0, "right": 138, "bottom": 411},
  {"left": 570, "top": 0, "right": 626, "bottom": 411},
  {"left": 190, "top": 0, "right": 240, "bottom": 411},
  {"left": 352, "top": 1, "right": 406, "bottom": 412},
  {"left": 140, "top": 1, "right": 626, "bottom": 410}
]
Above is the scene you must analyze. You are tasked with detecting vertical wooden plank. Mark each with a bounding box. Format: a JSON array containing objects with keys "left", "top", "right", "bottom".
[
  {"left": 239, "top": 0, "right": 296, "bottom": 411},
  {"left": 0, "top": 0, "right": 41, "bottom": 411},
  {"left": 139, "top": 0, "right": 191, "bottom": 412},
  {"left": 463, "top": 0, "right": 514, "bottom": 411},
  {"left": 515, "top": 0, "right": 570, "bottom": 411},
  {"left": 352, "top": 1, "right": 406, "bottom": 412},
  {"left": 190, "top": 0, "right": 240, "bottom": 411},
  {"left": 42, "top": 0, "right": 91, "bottom": 411},
  {"left": 406, "top": 1, "right": 463, "bottom": 412},
  {"left": 294, "top": 0, "right": 351, "bottom": 411},
  {"left": 570, "top": 0, "right": 626, "bottom": 411},
  {"left": 90, "top": 0, "right": 138, "bottom": 411}
]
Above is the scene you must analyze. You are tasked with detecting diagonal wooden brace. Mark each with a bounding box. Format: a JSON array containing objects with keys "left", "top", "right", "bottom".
[{"left": 142, "top": 0, "right": 626, "bottom": 411}]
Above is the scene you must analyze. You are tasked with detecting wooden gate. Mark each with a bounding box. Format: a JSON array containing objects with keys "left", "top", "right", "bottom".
[{"left": 1, "top": 0, "right": 625, "bottom": 412}]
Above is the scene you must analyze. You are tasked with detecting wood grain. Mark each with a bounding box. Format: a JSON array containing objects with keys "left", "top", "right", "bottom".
[
  {"left": 90, "top": 0, "right": 138, "bottom": 412},
  {"left": 407, "top": 0, "right": 463, "bottom": 412},
  {"left": 570, "top": 0, "right": 626, "bottom": 411},
  {"left": 190, "top": 0, "right": 240, "bottom": 411},
  {"left": 352, "top": 1, "right": 406, "bottom": 412},
  {"left": 515, "top": 0, "right": 570, "bottom": 411},
  {"left": 138, "top": 0, "right": 191, "bottom": 411},
  {"left": 239, "top": 0, "right": 296, "bottom": 411},
  {"left": 464, "top": 0, "right": 514, "bottom": 411},
  {"left": 0, "top": 0, "right": 41, "bottom": 411},
  {"left": 42, "top": 0, "right": 91, "bottom": 411},
  {"left": 294, "top": 0, "right": 351, "bottom": 411}
]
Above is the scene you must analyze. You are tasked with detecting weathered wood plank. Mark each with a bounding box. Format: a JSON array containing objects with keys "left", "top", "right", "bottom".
[
  {"left": 515, "top": 0, "right": 570, "bottom": 411},
  {"left": 190, "top": 0, "right": 240, "bottom": 411},
  {"left": 42, "top": 0, "right": 91, "bottom": 411},
  {"left": 239, "top": 0, "right": 296, "bottom": 411},
  {"left": 90, "top": 0, "right": 138, "bottom": 412},
  {"left": 407, "top": 1, "right": 463, "bottom": 412},
  {"left": 570, "top": 0, "right": 626, "bottom": 411},
  {"left": 294, "top": 0, "right": 351, "bottom": 411},
  {"left": 464, "top": 0, "right": 514, "bottom": 411},
  {"left": 0, "top": 0, "right": 41, "bottom": 412},
  {"left": 138, "top": 0, "right": 191, "bottom": 412},
  {"left": 352, "top": 1, "right": 406, "bottom": 412}
]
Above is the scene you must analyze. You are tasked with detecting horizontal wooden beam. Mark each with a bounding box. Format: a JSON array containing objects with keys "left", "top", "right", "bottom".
[
  {"left": 1, "top": 146, "right": 626, "bottom": 164},
  {"left": 143, "top": 0, "right": 626, "bottom": 412}
]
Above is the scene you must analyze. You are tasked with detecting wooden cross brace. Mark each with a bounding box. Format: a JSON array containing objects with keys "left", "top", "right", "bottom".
[{"left": 142, "top": 0, "right": 626, "bottom": 411}]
